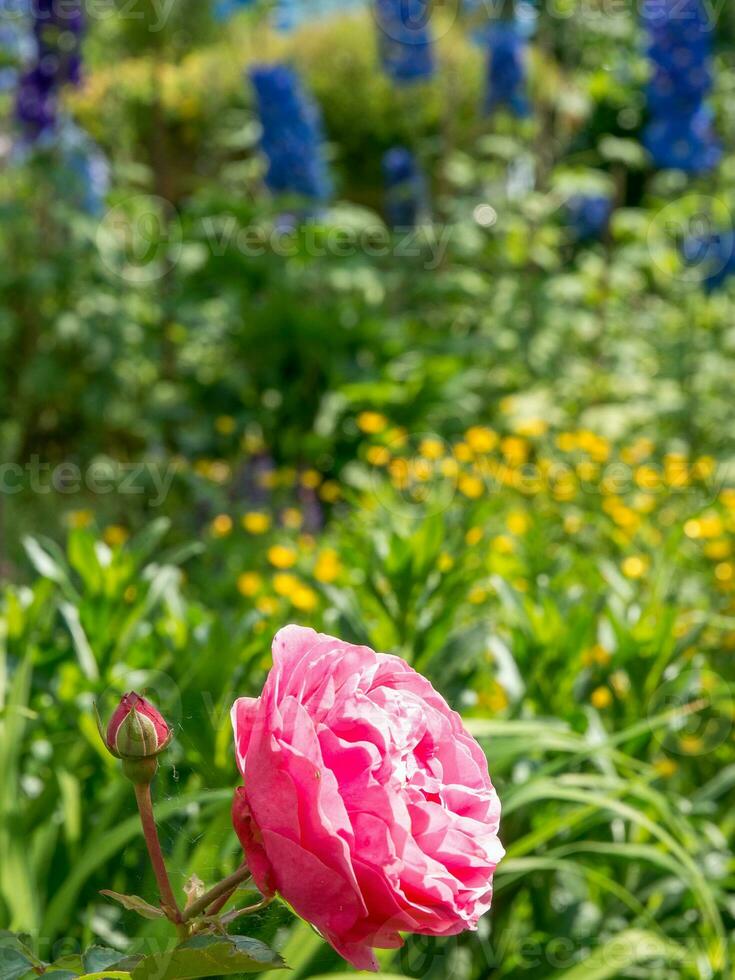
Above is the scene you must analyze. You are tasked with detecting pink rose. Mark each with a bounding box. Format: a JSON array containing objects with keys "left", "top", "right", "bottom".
[
  {"left": 105, "top": 692, "right": 171, "bottom": 759},
  {"left": 231, "top": 626, "right": 504, "bottom": 971}
]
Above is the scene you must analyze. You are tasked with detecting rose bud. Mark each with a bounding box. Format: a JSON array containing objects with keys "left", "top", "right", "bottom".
[
  {"left": 231, "top": 626, "right": 504, "bottom": 972},
  {"left": 102, "top": 693, "right": 172, "bottom": 783}
]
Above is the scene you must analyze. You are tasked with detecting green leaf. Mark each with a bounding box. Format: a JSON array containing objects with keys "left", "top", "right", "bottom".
[
  {"left": 58, "top": 602, "right": 99, "bottom": 682},
  {"left": 83, "top": 948, "right": 133, "bottom": 974},
  {"left": 99, "top": 891, "right": 165, "bottom": 920},
  {"left": 0, "top": 946, "right": 36, "bottom": 980},
  {"left": 550, "top": 929, "right": 685, "bottom": 978},
  {"left": 130, "top": 935, "right": 285, "bottom": 979}
]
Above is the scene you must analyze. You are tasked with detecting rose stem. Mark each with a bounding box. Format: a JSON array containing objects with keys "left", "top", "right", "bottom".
[
  {"left": 133, "top": 782, "right": 183, "bottom": 927},
  {"left": 206, "top": 863, "right": 251, "bottom": 916},
  {"left": 182, "top": 864, "right": 253, "bottom": 922}
]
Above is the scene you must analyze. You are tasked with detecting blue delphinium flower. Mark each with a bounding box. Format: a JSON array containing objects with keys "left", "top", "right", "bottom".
[
  {"left": 375, "top": 0, "right": 434, "bottom": 84},
  {"left": 484, "top": 21, "right": 530, "bottom": 117},
  {"left": 250, "top": 64, "right": 333, "bottom": 202},
  {"left": 682, "top": 230, "right": 735, "bottom": 292},
  {"left": 15, "top": 0, "right": 86, "bottom": 140},
  {"left": 642, "top": 0, "right": 721, "bottom": 174},
  {"left": 213, "top": 0, "right": 256, "bottom": 20},
  {"left": 382, "top": 146, "right": 426, "bottom": 228},
  {"left": 566, "top": 193, "right": 612, "bottom": 242}
]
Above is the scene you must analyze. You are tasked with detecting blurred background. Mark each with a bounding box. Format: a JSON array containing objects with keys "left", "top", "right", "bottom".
[{"left": 1, "top": 0, "right": 735, "bottom": 977}]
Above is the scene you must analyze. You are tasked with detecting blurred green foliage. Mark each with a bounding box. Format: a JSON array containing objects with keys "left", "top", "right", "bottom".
[{"left": 1, "top": 1, "right": 735, "bottom": 978}]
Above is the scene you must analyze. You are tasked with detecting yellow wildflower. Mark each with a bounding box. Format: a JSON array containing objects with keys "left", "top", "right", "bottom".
[
  {"left": 268, "top": 545, "right": 297, "bottom": 569},
  {"left": 242, "top": 512, "right": 271, "bottom": 535},
  {"left": 357, "top": 411, "right": 388, "bottom": 434}
]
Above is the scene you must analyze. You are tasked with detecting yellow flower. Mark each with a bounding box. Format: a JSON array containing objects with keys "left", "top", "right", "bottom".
[
  {"left": 211, "top": 514, "right": 233, "bottom": 538},
  {"left": 256, "top": 596, "right": 279, "bottom": 615},
  {"left": 215, "top": 414, "right": 237, "bottom": 435},
  {"left": 621, "top": 437, "right": 654, "bottom": 465},
  {"left": 514, "top": 418, "right": 548, "bottom": 438},
  {"left": 419, "top": 437, "right": 444, "bottom": 460},
  {"left": 698, "top": 512, "right": 724, "bottom": 538},
  {"left": 268, "top": 545, "right": 297, "bottom": 569},
  {"left": 357, "top": 411, "right": 388, "bottom": 435},
  {"left": 314, "top": 549, "right": 342, "bottom": 583},
  {"left": 465, "top": 526, "right": 484, "bottom": 546},
  {"left": 103, "top": 525, "right": 128, "bottom": 547},
  {"left": 273, "top": 573, "right": 300, "bottom": 597},
  {"left": 282, "top": 508, "right": 303, "bottom": 530},
  {"left": 124, "top": 585, "right": 137, "bottom": 603},
  {"left": 437, "top": 552, "right": 454, "bottom": 572},
  {"left": 291, "top": 585, "right": 318, "bottom": 612},
  {"left": 693, "top": 456, "right": 716, "bottom": 479},
  {"left": 458, "top": 474, "right": 484, "bottom": 499},
  {"left": 679, "top": 735, "right": 704, "bottom": 754},
  {"left": 453, "top": 442, "right": 473, "bottom": 462},
  {"left": 715, "top": 562, "right": 734, "bottom": 583},
  {"left": 469, "top": 586, "right": 488, "bottom": 604},
  {"left": 582, "top": 644, "right": 611, "bottom": 667},
  {"left": 703, "top": 539, "right": 730, "bottom": 560},
  {"left": 242, "top": 512, "right": 271, "bottom": 535},
  {"left": 556, "top": 432, "right": 577, "bottom": 453},
  {"left": 237, "top": 572, "right": 261, "bottom": 597},
  {"left": 68, "top": 509, "right": 93, "bottom": 529},
  {"left": 480, "top": 682, "right": 509, "bottom": 713},
  {"left": 506, "top": 510, "right": 530, "bottom": 536},
  {"left": 635, "top": 466, "right": 661, "bottom": 492},
  {"left": 366, "top": 446, "right": 390, "bottom": 467},
  {"left": 320, "top": 480, "right": 341, "bottom": 503},
  {"left": 632, "top": 493, "right": 656, "bottom": 514},
  {"left": 465, "top": 426, "right": 498, "bottom": 453},
  {"left": 576, "top": 460, "right": 599, "bottom": 483},
  {"left": 440, "top": 457, "right": 459, "bottom": 478},
  {"left": 300, "top": 469, "right": 322, "bottom": 489},
  {"left": 591, "top": 686, "right": 612, "bottom": 709},
  {"left": 611, "top": 505, "right": 640, "bottom": 532},
  {"left": 622, "top": 555, "right": 649, "bottom": 579},
  {"left": 492, "top": 535, "right": 515, "bottom": 555},
  {"left": 500, "top": 436, "right": 528, "bottom": 465},
  {"left": 654, "top": 758, "right": 678, "bottom": 778},
  {"left": 386, "top": 426, "right": 408, "bottom": 448},
  {"left": 389, "top": 458, "right": 410, "bottom": 490}
]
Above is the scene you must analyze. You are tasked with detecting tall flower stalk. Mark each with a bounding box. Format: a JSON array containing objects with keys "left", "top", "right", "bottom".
[
  {"left": 375, "top": 0, "right": 434, "bottom": 84},
  {"left": 249, "top": 63, "right": 333, "bottom": 202},
  {"left": 642, "top": 0, "right": 721, "bottom": 173},
  {"left": 15, "top": 0, "right": 85, "bottom": 141}
]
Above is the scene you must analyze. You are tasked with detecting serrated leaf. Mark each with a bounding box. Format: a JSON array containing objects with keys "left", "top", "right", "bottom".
[
  {"left": 0, "top": 946, "right": 36, "bottom": 980},
  {"left": 100, "top": 890, "right": 165, "bottom": 920},
  {"left": 83, "top": 947, "right": 130, "bottom": 973},
  {"left": 130, "top": 935, "right": 285, "bottom": 979}
]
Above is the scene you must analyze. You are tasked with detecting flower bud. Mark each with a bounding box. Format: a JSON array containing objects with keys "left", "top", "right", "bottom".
[{"left": 105, "top": 692, "right": 171, "bottom": 760}]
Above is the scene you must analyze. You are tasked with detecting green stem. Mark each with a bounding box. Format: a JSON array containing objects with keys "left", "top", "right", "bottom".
[
  {"left": 182, "top": 864, "right": 252, "bottom": 923},
  {"left": 133, "top": 781, "right": 183, "bottom": 927}
]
